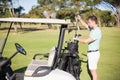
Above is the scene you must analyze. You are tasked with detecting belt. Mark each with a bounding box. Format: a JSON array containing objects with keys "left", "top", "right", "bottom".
[{"left": 88, "top": 50, "right": 98, "bottom": 53}]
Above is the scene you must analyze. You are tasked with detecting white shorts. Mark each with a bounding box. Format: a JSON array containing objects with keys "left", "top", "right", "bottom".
[{"left": 87, "top": 51, "right": 100, "bottom": 70}]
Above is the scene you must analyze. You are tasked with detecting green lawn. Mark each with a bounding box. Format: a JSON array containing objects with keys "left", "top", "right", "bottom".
[{"left": 0, "top": 26, "right": 120, "bottom": 80}]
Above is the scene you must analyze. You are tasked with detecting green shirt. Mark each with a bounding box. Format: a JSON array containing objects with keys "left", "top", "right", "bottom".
[{"left": 88, "top": 27, "right": 102, "bottom": 50}]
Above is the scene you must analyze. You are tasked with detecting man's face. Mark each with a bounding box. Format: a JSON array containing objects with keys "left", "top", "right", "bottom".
[{"left": 87, "top": 19, "right": 94, "bottom": 28}]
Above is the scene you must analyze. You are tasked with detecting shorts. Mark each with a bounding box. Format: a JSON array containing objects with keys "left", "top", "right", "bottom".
[{"left": 87, "top": 51, "right": 100, "bottom": 70}]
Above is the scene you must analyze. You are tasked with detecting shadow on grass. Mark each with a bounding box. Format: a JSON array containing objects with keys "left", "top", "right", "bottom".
[
  {"left": 0, "top": 27, "right": 46, "bottom": 32},
  {"left": 14, "top": 66, "right": 27, "bottom": 73}
]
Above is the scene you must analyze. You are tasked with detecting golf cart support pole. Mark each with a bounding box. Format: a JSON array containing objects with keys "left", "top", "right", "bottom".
[
  {"left": 0, "top": 22, "right": 13, "bottom": 55},
  {"left": 53, "top": 24, "right": 67, "bottom": 69}
]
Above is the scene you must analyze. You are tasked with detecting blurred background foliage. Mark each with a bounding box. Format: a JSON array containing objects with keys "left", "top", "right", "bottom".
[{"left": 0, "top": 0, "right": 120, "bottom": 27}]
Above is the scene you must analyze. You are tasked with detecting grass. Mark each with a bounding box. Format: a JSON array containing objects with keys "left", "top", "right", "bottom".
[{"left": 0, "top": 25, "right": 120, "bottom": 80}]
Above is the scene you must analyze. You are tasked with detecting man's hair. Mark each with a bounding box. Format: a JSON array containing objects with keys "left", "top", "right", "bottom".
[{"left": 88, "top": 15, "right": 98, "bottom": 24}]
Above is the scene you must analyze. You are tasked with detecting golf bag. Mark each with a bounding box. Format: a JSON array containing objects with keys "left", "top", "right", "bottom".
[{"left": 58, "top": 39, "right": 81, "bottom": 80}]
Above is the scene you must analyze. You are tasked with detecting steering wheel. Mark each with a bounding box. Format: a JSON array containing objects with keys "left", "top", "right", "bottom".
[{"left": 15, "top": 43, "right": 26, "bottom": 55}]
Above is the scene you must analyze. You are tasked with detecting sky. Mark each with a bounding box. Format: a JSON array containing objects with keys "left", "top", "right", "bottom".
[{"left": 13, "top": 0, "right": 38, "bottom": 13}]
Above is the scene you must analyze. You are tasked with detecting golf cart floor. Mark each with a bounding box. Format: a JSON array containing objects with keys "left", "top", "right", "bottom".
[{"left": 15, "top": 73, "right": 24, "bottom": 80}]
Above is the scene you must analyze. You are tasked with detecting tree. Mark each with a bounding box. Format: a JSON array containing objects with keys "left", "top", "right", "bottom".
[
  {"left": 0, "top": 0, "right": 13, "bottom": 17},
  {"left": 99, "top": 10, "right": 115, "bottom": 27},
  {"left": 0, "top": 0, "right": 24, "bottom": 17},
  {"left": 14, "top": 6, "right": 24, "bottom": 17},
  {"left": 29, "top": 6, "right": 44, "bottom": 18},
  {"left": 102, "top": 0, "right": 120, "bottom": 27},
  {"left": 36, "top": 0, "right": 117, "bottom": 28},
  {"left": 57, "top": 8, "right": 77, "bottom": 21}
]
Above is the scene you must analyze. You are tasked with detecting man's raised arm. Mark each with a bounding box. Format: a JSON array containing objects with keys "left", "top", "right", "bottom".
[{"left": 76, "top": 15, "right": 89, "bottom": 30}]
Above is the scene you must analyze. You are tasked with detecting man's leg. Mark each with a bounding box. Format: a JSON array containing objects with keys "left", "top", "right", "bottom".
[
  {"left": 90, "top": 70, "right": 98, "bottom": 80},
  {"left": 87, "top": 52, "right": 100, "bottom": 80}
]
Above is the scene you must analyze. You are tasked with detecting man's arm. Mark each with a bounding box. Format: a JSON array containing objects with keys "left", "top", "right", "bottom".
[
  {"left": 75, "top": 37, "right": 94, "bottom": 44},
  {"left": 76, "top": 15, "right": 89, "bottom": 30}
]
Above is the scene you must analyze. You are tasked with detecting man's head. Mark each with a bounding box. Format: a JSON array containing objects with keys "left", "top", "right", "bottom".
[{"left": 87, "top": 15, "right": 98, "bottom": 28}]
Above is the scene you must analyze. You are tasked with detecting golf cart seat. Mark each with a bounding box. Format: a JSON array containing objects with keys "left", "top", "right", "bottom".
[{"left": 24, "top": 46, "right": 56, "bottom": 77}]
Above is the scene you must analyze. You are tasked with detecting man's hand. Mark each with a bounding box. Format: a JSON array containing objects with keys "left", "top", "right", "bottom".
[
  {"left": 75, "top": 15, "right": 89, "bottom": 29},
  {"left": 73, "top": 37, "right": 79, "bottom": 41},
  {"left": 75, "top": 15, "right": 81, "bottom": 21},
  {"left": 76, "top": 15, "right": 81, "bottom": 21}
]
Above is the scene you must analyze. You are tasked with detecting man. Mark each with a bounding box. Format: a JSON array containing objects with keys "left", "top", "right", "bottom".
[{"left": 75, "top": 15, "right": 102, "bottom": 80}]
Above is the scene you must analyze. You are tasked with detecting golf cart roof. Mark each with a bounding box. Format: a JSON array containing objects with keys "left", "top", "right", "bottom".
[{"left": 0, "top": 18, "right": 70, "bottom": 24}]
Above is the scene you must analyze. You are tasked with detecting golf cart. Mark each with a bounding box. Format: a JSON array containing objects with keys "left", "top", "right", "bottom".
[{"left": 0, "top": 18, "right": 82, "bottom": 80}]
